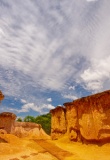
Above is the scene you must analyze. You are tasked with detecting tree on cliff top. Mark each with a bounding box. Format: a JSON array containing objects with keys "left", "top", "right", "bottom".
[
  {"left": 35, "top": 113, "right": 51, "bottom": 135},
  {"left": 17, "top": 117, "right": 22, "bottom": 122},
  {"left": 21, "top": 113, "right": 51, "bottom": 135},
  {"left": 24, "top": 115, "right": 35, "bottom": 122}
]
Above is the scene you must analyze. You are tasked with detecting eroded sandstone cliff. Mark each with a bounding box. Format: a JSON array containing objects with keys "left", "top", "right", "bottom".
[
  {"left": 50, "top": 90, "right": 110, "bottom": 143},
  {"left": 50, "top": 106, "right": 67, "bottom": 140},
  {"left": 0, "top": 112, "right": 16, "bottom": 133},
  {"left": 0, "top": 112, "right": 50, "bottom": 139},
  {"left": 13, "top": 122, "right": 50, "bottom": 139}
]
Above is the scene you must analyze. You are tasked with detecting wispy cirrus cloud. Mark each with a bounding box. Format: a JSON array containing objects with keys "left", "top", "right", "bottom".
[
  {"left": 86, "top": 0, "right": 98, "bottom": 2},
  {"left": 0, "top": 0, "right": 110, "bottom": 115}
]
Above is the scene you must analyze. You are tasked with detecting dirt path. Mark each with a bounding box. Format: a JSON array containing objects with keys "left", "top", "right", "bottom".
[
  {"left": 34, "top": 140, "right": 73, "bottom": 160},
  {"left": 0, "top": 137, "right": 73, "bottom": 160},
  {"left": 1, "top": 136, "right": 110, "bottom": 160}
]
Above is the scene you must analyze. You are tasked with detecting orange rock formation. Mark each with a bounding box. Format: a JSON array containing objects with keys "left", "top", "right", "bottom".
[
  {"left": 0, "top": 112, "right": 16, "bottom": 133},
  {"left": 50, "top": 90, "right": 110, "bottom": 143},
  {"left": 13, "top": 122, "right": 50, "bottom": 139},
  {"left": 50, "top": 106, "right": 67, "bottom": 140},
  {"left": 0, "top": 114, "right": 50, "bottom": 139}
]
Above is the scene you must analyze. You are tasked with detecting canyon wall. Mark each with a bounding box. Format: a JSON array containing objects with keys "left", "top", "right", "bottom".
[
  {"left": 50, "top": 90, "right": 110, "bottom": 143},
  {"left": 50, "top": 106, "right": 67, "bottom": 140},
  {"left": 0, "top": 112, "right": 50, "bottom": 139}
]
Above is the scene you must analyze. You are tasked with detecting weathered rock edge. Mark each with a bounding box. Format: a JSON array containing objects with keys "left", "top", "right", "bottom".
[
  {"left": 50, "top": 90, "right": 110, "bottom": 143},
  {"left": 0, "top": 90, "right": 4, "bottom": 101}
]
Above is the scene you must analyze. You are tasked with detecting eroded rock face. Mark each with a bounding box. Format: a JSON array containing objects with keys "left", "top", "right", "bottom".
[
  {"left": 0, "top": 112, "right": 16, "bottom": 134},
  {"left": 50, "top": 106, "right": 67, "bottom": 140},
  {"left": 0, "top": 129, "right": 7, "bottom": 134},
  {"left": 12, "top": 122, "right": 41, "bottom": 138},
  {"left": 15, "top": 122, "right": 41, "bottom": 130},
  {"left": 13, "top": 122, "right": 50, "bottom": 139},
  {"left": 64, "top": 102, "right": 79, "bottom": 141},
  {"left": 77, "top": 90, "right": 110, "bottom": 142},
  {"left": 51, "top": 90, "right": 110, "bottom": 143},
  {"left": 0, "top": 112, "right": 50, "bottom": 139}
]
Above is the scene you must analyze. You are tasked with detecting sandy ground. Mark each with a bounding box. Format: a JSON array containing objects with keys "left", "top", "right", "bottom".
[
  {"left": 1, "top": 134, "right": 110, "bottom": 160},
  {"left": 51, "top": 135, "right": 110, "bottom": 160},
  {"left": 0, "top": 134, "right": 57, "bottom": 160}
]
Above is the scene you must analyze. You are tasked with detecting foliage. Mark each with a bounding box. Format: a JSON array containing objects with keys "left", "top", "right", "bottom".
[
  {"left": 24, "top": 115, "right": 35, "bottom": 122},
  {"left": 35, "top": 113, "right": 51, "bottom": 135},
  {"left": 16, "top": 117, "right": 22, "bottom": 122},
  {"left": 22, "top": 113, "right": 51, "bottom": 135}
]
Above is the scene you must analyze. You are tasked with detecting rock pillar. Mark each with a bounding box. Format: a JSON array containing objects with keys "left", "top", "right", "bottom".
[{"left": 0, "top": 112, "right": 16, "bottom": 133}]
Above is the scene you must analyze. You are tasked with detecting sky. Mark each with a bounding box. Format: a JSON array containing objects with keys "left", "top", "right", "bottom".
[{"left": 0, "top": 0, "right": 110, "bottom": 118}]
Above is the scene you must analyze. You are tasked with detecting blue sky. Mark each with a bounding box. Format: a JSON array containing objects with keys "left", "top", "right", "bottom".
[{"left": 0, "top": 0, "right": 110, "bottom": 118}]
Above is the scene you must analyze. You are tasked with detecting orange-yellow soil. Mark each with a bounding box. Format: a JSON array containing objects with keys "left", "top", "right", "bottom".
[
  {"left": 51, "top": 135, "right": 110, "bottom": 160},
  {"left": 0, "top": 134, "right": 57, "bottom": 160},
  {"left": 1, "top": 134, "right": 110, "bottom": 160}
]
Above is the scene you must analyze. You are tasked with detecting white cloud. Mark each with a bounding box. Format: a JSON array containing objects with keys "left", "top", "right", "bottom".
[
  {"left": 63, "top": 94, "right": 78, "bottom": 100},
  {"left": 21, "top": 99, "right": 27, "bottom": 104},
  {"left": 47, "top": 98, "right": 52, "bottom": 102},
  {"left": 69, "top": 86, "right": 75, "bottom": 90},
  {"left": 0, "top": 28, "right": 5, "bottom": 38},
  {"left": 57, "top": 104, "right": 62, "bottom": 107},
  {"left": 0, "top": 0, "right": 86, "bottom": 95},
  {"left": 18, "top": 103, "right": 55, "bottom": 114},
  {"left": 86, "top": 0, "right": 98, "bottom": 2},
  {"left": 0, "top": 102, "right": 55, "bottom": 115},
  {"left": 42, "top": 104, "right": 55, "bottom": 110},
  {"left": 81, "top": 57, "right": 110, "bottom": 92},
  {"left": 18, "top": 103, "right": 38, "bottom": 113},
  {"left": 0, "top": 0, "right": 110, "bottom": 114}
]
